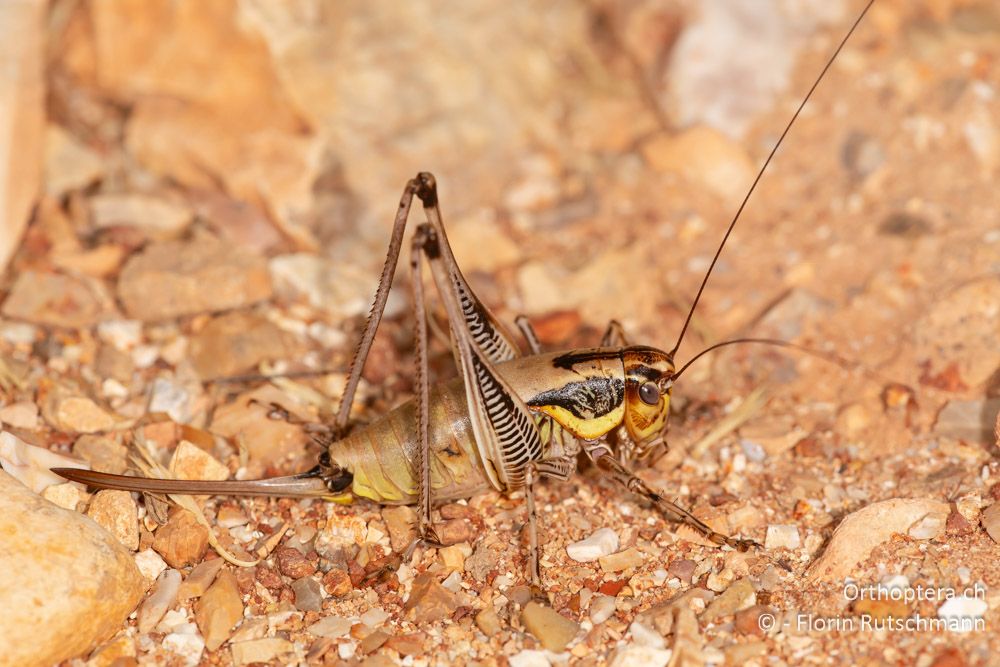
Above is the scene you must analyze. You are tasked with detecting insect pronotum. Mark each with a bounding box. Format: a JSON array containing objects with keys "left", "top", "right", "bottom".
[{"left": 55, "top": 1, "right": 876, "bottom": 591}]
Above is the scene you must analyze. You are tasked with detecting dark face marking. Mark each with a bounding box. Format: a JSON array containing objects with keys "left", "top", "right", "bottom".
[{"left": 527, "top": 376, "right": 625, "bottom": 420}]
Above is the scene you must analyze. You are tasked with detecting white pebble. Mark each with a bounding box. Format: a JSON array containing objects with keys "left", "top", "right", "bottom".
[
  {"left": 148, "top": 378, "right": 191, "bottom": 423},
  {"left": 907, "top": 513, "right": 946, "bottom": 540},
  {"left": 609, "top": 646, "right": 673, "bottom": 667},
  {"left": 628, "top": 619, "right": 666, "bottom": 649},
  {"left": 740, "top": 439, "right": 767, "bottom": 462},
  {"left": 937, "top": 595, "right": 987, "bottom": 633},
  {"left": 162, "top": 632, "right": 204, "bottom": 667},
  {"left": 0, "top": 322, "right": 36, "bottom": 345},
  {"left": 764, "top": 524, "right": 801, "bottom": 550},
  {"left": 97, "top": 319, "right": 143, "bottom": 350},
  {"left": 307, "top": 616, "right": 354, "bottom": 638},
  {"left": 589, "top": 595, "right": 617, "bottom": 625},
  {"left": 134, "top": 548, "right": 168, "bottom": 582},
  {"left": 441, "top": 571, "right": 463, "bottom": 593},
  {"left": 509, "top": 649, "right": 551, "bottom": 667},
  {"left": 360, "top": 607, "right": 389, "bottom": 628},
  {"left": 157, "top": 609, "right": 191, "bottom": 634},
  {"left": 567, "top": 528, "right": 619, "bottom": 563}
]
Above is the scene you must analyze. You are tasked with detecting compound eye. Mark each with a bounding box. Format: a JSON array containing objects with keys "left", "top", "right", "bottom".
[{"left": 638, "top": 382, "right": 660, "bottom": 405}]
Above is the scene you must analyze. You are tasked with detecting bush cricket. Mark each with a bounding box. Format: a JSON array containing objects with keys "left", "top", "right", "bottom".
[{"left": 55, "top": 1, "right": 876, "bottom": 591}]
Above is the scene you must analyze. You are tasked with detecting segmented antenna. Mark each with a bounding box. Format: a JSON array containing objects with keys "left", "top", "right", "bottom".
[
  {"left": 668, "top": 337, "right": 876, "bottom": 383},
  {"left": 669, "top": 0, "right": 875, "bottom": 360}
]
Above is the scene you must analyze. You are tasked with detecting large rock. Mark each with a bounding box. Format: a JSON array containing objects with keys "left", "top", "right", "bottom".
[
  {"left": 0, "top": 470, "right": 144, "bottom": 666},
  {"left": 0, "top": 0, "right": 45, "bottom": 273}
]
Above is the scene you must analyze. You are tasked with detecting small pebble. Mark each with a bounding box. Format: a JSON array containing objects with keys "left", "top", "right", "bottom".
[
  {"left": 739, "top": 438, "right": 766, "bottom": 462},
  {"left": 609, "top": 646, "right": 673, "bottom": 667},
  {"left": 668, "top": 558, "right": 696, "bottom": 583},
  {"left": 764, "top": 524, "right": 801, "bottom": 550},
  {"left": 170, "top": 440, "right": 229, "bottom": 481},
  {"left": 322, "top": 567, "right": 353, "bottom": 597},
  {"left": 706, "top": 567, "right": 735, "bottom": 592},
  {"left": 195, "top": 570, "right": 244, "bottom": 651},
  {"left": 178, "top": 558, "right": 225, "bottom": 601},
  {"left": 589, "top": 594, "right": 617, "bottom": 624},
  {"left": 275, "top": 545, "right": 317, "bottom": 578},
  {"left": 404, "top": 573, "right": 459, "bottom": 623},
  {"left": 358, "top": 629, "right": 389, "bottom": 655},
  {"left": 908, "top": 512, "right": 947, "bottom": 540},
  {"left": 521, "top": 601, "right": 580, "bottom": 652},
  {"left": 566, "top": 527, "right": 619, "bottom": 562},
  {"left": 52, "top": 396, "right": 115, "bottom": 433},
  {"left": 598, "top": 547, "right": 644, "bottom": 573},
  {"left": 134, "top": 549, "right": 168, "bottom": 582},
  {"left": 702, "top": 578, "right": 756, "bottom": 622},
  {"left": 628, "top": 618, "right": 665, "bottom": 649},
  {"left": 138, "top": 569, "right": 182, "bottom": 632},
  {"left": 73, "top": 434, "right": 127, "bottom": 474},
  {"left": 734, "top": 605, "right": 770, "bottom": 637},
  {"left": 153, "top": 508, "right": 209, "bottom": 568},
  {"left": 0, "top": 401, "right": 39, "bottom": 429},
  {"left": 475, "top": 606, "right": 504, "bottom": 636},
  {"left": 216, "top": 505, "right": 249, "bottom": 529},
  {"left": 436, "top": 518, "right": 476, "bottom": 545},
  {"left": 441, "top": 570, "right": 463, "bottom": 593},
  {"left": 937, "top": 596, "right": 987, "bottom": 633},
  {"left": 41, "top": 482, "right": 83, "bottom": 510},
  {"left": 509, "top": 649, "right": 551, "bottom": 667},
  {"left": 314, "top": 513, "right": 368, "bottom": 558},
  {"left": 97, "top": 319, "right": 143, "bottom": 351},
  {"left": 148, "top": 378, "right": 193, "bottom": 424},
  {"left": 291, "top": 576, "right": 324, "bottom": 612},
  {"left": 86, "top": 489, "right": 139, "bottom": 550},
  {"left": 438, "top": 543, "right": 467, "bottom": 572},
  {"left": 230, "top": 637, "right": 295, "bottom": 666},
  {"left": 162, "top": 633, "right": 205, "bottom": 667},
  {"left": 360, "top": 608, "right": 389, "bottom": 628},
  {"left": 307, "top": 616, "right": 353, "bottom": 638}
]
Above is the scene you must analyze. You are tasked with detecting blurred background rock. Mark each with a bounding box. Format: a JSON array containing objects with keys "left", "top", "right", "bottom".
[{"left": 9, "top": 0, "right": 854, "bottom": 268}]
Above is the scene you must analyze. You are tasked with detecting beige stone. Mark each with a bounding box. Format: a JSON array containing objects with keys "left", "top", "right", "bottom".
[
  {"left": 170, "top": 440, "right": 229, "bottom": 482},
  {"left": 187, "top": 311, "right": 297, "bottom": 380},
  {"left": 522, "top": 602, "right": 580, "bottom": 652},
  {"left": 117, "top": 234, "right": 272, "bottom": 321},
  {"left": 807, "top": 499, "right": 950, "bottom": 582},
  {"left": 0, "top": 471, "right": 144, "bottom": 666},
  {"left": 210, "top": 385, "right": 309, "bottom": 470},
  {"left": 86, "top": 490, "right": 140, "bottom": 551},
  {"left": 152, "top": 508, "right": 210, "bottom": 568},
  {"left": 41, "top": 482, "right": 84, "bottom": 511},
  {"left": 44, "top": 125, "right": 104, "bottom": 196},
  {"left": 195, "top": 570, "right": 244, "bottom": 652},
  {"left": 90, "top": 192, "right": 192, "bottom": 237},
  {"left": 0, "top": 0, "right": 44, "bottom": 273},
  {"left": 2, "top": 271, "right": 112, "bottom": 329}
]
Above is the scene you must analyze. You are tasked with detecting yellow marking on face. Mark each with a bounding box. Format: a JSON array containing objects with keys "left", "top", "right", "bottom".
[{"left": 535, "top": 403, "right": 625, "bottom": 440}]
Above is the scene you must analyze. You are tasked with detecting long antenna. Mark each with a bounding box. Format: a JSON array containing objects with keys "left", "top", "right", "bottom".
[
  {"left": 669, "top": 337, "right": 878, "bottom": 383},
  {"left": 669, "top": 0, "right": 875, "bottom": 359}
]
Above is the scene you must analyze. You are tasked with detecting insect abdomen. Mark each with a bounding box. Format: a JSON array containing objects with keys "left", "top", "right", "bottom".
[{"left": 331, "top": 378, "right": 494, "bottom": 505}]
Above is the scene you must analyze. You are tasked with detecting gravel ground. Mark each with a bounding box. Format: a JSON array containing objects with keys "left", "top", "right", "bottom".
[{"left": 1, "top": 1, "right": 999, "bottom": 665}]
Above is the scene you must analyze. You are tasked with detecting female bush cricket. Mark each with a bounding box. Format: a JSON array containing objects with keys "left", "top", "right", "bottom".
[{"left": 55, "top": 2, "right": 876, "bottom": 590}]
